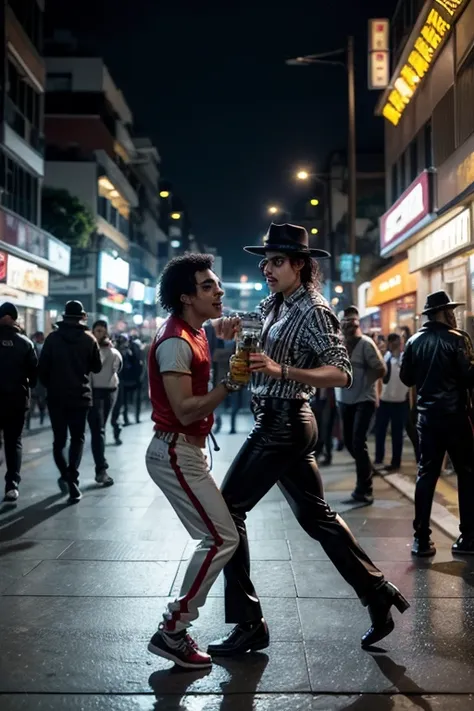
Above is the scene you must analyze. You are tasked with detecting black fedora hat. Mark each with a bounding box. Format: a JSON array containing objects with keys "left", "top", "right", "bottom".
[
  {"left": 63, "top": 300, "right": 87, "bottom": 319},
  {"left": 422, "top": 290, "right": 465, "bottom": 315},
  {"left": 244, "top": 223, "right": 330, "bottom": 258}
]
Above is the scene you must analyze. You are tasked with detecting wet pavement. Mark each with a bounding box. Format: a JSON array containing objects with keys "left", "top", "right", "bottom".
[{"left": 1, "top": 412, "right": 473, "bottom": 710}]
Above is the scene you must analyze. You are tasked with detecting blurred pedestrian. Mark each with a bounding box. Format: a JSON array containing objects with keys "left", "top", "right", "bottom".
[
  {"left": 111, "top": 334, "right": 143, "bottom": 434},
  {"left": 38, "top": 301, "right": 102, "bottom": 503},
  {"left": 312, "top": 388, "right": 337, "bottom": 466},
  {"left": 26, "top": 331, "right": 47, "bottom": 429},
  {"left": 338, "top": 307, "right": 386, "bottom": 504},
  {"left": 374, "top": 333, "right": 409, "bottom": 472},
  {"left": 88, "top": 320, "right": 122, "bottom": 487},
  {"left": 400, "top": 290, "right": 474, "bottom": 557},
  {"left": 0, "top": 302, "right": 38, "bottom": 502}
]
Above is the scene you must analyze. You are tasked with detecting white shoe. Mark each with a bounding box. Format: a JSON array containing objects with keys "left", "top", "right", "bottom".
[{"left": 4, "top": 489, "right": 19, "bottom": 502}]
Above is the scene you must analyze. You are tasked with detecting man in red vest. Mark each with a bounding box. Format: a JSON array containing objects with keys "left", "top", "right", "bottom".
[{"left": 146, "top": 253, "right": 243, "bottom": 669}]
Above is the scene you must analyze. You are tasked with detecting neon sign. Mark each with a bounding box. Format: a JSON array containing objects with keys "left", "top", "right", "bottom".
[{"left": 382, "top": 0, "right": 467, "bottom": 126}]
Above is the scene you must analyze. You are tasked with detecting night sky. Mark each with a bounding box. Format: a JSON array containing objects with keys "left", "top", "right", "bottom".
[{"left": 45, "top": 0, "right": 397, "bottom": 279}]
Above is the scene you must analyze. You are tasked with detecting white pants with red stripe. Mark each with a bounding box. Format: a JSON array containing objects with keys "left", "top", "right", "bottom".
[{"left": 146, "top": 433, "right": 239, "bottom": 633}]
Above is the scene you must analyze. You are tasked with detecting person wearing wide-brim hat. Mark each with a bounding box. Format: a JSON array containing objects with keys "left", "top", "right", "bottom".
[
  {"left": 400, "top": 289, "right": 474, "bottom": 557},
  {"left": 207, "top": 223, "right": 410, "bottom": 657}
]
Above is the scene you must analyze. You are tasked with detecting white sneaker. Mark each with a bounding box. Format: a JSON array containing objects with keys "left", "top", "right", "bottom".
[{"left": 4, "top": 489, "right": 19, "bottom": 502}]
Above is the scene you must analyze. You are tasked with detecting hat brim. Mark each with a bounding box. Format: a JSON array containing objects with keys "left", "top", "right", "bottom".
[
  {"left": 62, "top": 312, "right": 87, "bottom": 319},
  {"left": 422, "top": 301, "right": 465, "bottom": 315},
  {"left": 244, "top": 244, "right": 330, "bottom": 259}
]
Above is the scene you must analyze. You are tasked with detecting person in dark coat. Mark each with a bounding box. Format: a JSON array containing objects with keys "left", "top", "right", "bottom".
[
  {"left": 38, "top": 301, "right": 102, "bottom": 503},
  {"left": 0, "top": 302, "right": 38, "bottom": 502},
  {"left": 400, "top": 290, "right": 474, "bottom": 557}
]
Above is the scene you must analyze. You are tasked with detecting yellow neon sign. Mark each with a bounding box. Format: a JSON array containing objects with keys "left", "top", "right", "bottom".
[{"left": 382, "top": 0, "right": 466, "bottom": 126}]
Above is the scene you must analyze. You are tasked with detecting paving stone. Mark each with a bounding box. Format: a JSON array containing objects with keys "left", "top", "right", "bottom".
[
  {"left": 0, "top": 540, "right": 73, "bottom": 560},
  {"left": 3, "top": 560, "right": 180, "bottom": 596},
  {"left": 0, "top": 560, "right": 41, "bottom": 593},
  {"left": 58, "top": 540, "right": 187, "bottom": 561}
]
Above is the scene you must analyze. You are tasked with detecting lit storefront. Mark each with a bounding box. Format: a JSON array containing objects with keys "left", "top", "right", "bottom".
[
  {"left": 408, "top": 208, "right": 474, "bottom": 333},
  {"left": 367, "top": 260, "right": 418, "bottom": 336},
  {"left": 0, "top": 207, "right": 71, "bottom": 334},
  {"left": 96, "top": 251, "right": 131, "bottom": 328}
]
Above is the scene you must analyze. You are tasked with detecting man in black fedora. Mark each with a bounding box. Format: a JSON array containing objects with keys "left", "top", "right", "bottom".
[
  {"left": 38, "top": 301, "right": 102, "bottom": 503},
  {"left": 208, "top": 223, "right": 409, "bottom": 657},
  {"left": 400, "top": 290, "right": 474, "bottom": 557}
]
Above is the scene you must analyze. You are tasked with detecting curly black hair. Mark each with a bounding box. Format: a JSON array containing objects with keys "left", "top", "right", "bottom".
[{"left": 159, "top": 253, "right": 215, "bottom": 315}]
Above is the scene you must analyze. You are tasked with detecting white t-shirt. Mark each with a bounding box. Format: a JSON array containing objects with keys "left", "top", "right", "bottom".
[
  {"left": 381, "top": 352, "right": 408, "bottom": 403},
  {"left": 156, "top": 338, "right": 192, "bottom": 374}
]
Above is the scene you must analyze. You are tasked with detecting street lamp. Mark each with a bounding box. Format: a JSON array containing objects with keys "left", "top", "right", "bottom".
[
  {"left": 310, "top": 198, "right": 319, "bottom": 206},
  {"left": 170, "top": 212, "right": 181, "bottom": 220},
  {"left": 159, "top": 190, "right": 170, "bottom": 198},
  {"left": 311, "top": 228, "right": 319, "bottom": 235},
  {"left": 287, "top": 38, "right": 357, "bottom": 302},
  {"left": 268, "top": 205, "right": 281, "bottom": 215},
  {"left": 296, "top": 170, "right": 310, "bottom": 181}
]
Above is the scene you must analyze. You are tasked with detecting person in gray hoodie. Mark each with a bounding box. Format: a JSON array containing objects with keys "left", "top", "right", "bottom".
[{"left": 88, "top": 320, "right": 123, "bottom": 486}]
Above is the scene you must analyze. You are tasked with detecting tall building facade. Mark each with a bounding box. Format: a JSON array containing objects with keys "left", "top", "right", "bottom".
[
  {"left": 371, "top": 0, "right": 474, "bottom": 337},
  {"left": 0, "top": 0, "right": 71, "bottom": 334},
  {"left": 43, "top": 37, "right": 168, "bottom": 333}
]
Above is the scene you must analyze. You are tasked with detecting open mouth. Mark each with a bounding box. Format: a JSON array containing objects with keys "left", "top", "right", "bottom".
[
  {"left": 266, "top": 279, "right": 277, "bottom": 286},
  {"left": 213, "top": 302, "right": 223, "bottom": 309}
]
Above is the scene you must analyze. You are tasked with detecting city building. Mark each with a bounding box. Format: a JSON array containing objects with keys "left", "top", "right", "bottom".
[
  {"left": 0, "top": 0, "right": 71, "bottom": 334},
  {"left": 43, "top": 34, "right": 168, "bottom": 332},
  {"left": 374, "top": 0, "right": 474, "bottom": 336}
]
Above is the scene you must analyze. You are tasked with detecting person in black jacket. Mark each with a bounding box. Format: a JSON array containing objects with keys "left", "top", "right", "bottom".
[
  {"left": 400, "top": 290, "right": 474, "bottom": 557},
  {"left": 0, "top": 302, "right": 38, "bottom": 502},
  {"left": 38, "top": 301, "right": 102, "bottom": 503}
]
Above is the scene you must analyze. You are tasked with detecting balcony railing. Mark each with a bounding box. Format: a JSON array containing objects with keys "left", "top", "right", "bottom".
[{"left": 5, "top": 97, "right": 45, "bottom": 155}]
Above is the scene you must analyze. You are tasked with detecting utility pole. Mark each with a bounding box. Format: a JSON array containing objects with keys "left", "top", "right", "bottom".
[{"left": 347, "top": 36, "right": 357, "bottom": 305}]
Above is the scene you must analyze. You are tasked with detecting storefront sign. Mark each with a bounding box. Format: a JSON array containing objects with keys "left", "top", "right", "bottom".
[
  {"left": 408, "top": 209, "right": 471, "bottom": 271},
  {"left": 48, "top": 238, "right": 71, "bottom": 276},
  {"left": 0, "top": 207, "right": 71, "bottom": 275},
  {"left": 367, "top": 259, "right": 417, "bottom": 307},
  {"left": 381, "top": 172, "right": 431, "bottom": 252},
  {"left": 7, "top": 254, "right": 49, "bottom": 296},
  {"left": 48, "top": 276, "right": 96, "bottom": 295},
  {"left": 144, "top": 285, "right": 157, "bottom": 305},
  {"left": 381, "top": 0, "right": 467, "bottom": 126},
  {"left": 128, "top": 281, "right": 145, "bottom": 302},
  {"left": 98, "top": 252, "right": 130, "bottom": 295},
  {"left": 368, "top": 19, "right": 390, "bottom": 90},
  {"left": 0, "top": 251, "right": 6, "bottom": 282}
]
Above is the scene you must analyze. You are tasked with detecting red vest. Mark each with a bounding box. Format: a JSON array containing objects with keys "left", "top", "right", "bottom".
[{"left": 148, "top": 315, "right": 213, "bottom": 437}]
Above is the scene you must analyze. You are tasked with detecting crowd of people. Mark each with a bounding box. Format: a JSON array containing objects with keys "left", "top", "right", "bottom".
[
  {"left": 1, "top": 220, "right": 473, "bottom": 673},
  {"left": 0, "top": 300, "right": 145, "bottom": 503}
]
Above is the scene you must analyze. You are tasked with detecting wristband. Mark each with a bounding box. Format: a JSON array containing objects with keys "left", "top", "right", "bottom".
[
  {"left": 281, "top": 363, "right": 290, "bottom": 381},
  {"left": 221, "top": 375, "right": 242, "bottom": 393}
]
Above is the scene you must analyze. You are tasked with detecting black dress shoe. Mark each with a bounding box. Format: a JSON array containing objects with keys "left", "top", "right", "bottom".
[
  {"left": 411, "top": 539, "right": 436, "bottom": 557},
  {"left": 361, "top": 581, "right": 410, "bottom": 649},
  {"left": 452, "top": 535, "right": 474, "bottom": 555},
  {"left": 207, "top": 619, "right": 269, "bottom": 656},
  {"left": 351, "top": 491, "right": 374, "bottom": 505}
]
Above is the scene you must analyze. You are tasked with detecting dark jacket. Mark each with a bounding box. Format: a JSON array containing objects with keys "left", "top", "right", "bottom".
[
  {"left": 0, "top": 324, "right": 38, "bottom": 410},
  {"left": 120, "top": 341, "right": 143, "bottom": 386},
  {"left": 399, "top": 321, "right": 474, "bottom": 416},
  {"left": 38, "top": 319, "right": 102, "bottom": 407}
]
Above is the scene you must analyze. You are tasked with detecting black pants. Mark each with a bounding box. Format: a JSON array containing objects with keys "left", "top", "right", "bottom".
[
  {"left": 220, "top": 399, "right": 384, "bottom": 623},
  {"left": 124, "top": 384, "right": 141, "bottom": 423},
  {"left": 88, "top": 389, "right": 117, "bottom": 474},
  {"left": 313, "top": 398, "right": 337, "bottom": 460},
  {"left": 415, "top": 413, "right": 474, "bottom": 540},
  {"left": 375, "top": 400, "right": 408, "bottom": 468},
  {"left": 406, "top": 402, "right": 419, "bottom": 461},
  {"left": 48, "top": 404, "right": 89, "bottom": 484},
  {"left": 0, "top": 408, "right": 26, "bottom": 490},
  {"left": 340, "top": 401, "right": 376, "bottom": 495}
]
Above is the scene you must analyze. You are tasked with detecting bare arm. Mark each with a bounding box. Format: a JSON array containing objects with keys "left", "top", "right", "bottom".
[
  {"left": 285, "top": 365, "right": 349, "bottom": 389},
  {"left": 163, "top": 373, "right": 229, "bottom": 427}
]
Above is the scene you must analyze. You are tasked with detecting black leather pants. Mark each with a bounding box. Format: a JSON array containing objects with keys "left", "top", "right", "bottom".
[{"left": 220, "top": 398, "right": 385, "bottom": 623}]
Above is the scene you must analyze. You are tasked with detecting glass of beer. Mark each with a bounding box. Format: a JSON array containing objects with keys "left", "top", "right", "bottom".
[{"left": 230, "top": 312, "right": 262, "bottom": 385}]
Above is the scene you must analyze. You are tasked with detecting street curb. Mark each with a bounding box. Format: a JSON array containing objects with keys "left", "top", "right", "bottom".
[{"left": 384, "top": 472, "right": 459, "bottom": 540}]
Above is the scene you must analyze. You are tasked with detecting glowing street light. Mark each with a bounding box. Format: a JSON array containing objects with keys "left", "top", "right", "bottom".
[
  {"left": 268, "top": 205, "right": 280, "bottom": 215},
  {"left": 296, "top": 170, "right": 309, "bottom": 181},
  {"left": 311, "top": 227, "right": 319, "bottom": 235},
  {"left": 170, "top": 239, "right": 181, "bottom": 248},
  {"left": 310, "top": 198, "right": 319, "bottom": 206},
  {"left": 335, "top": 284, "right": 344, "bottom": 294},
  {"left": 159, "top": 190, "right": 170, "bottom": 198},
  {"left": 170, "top": 212, "right": 181, "bottom": 220}
]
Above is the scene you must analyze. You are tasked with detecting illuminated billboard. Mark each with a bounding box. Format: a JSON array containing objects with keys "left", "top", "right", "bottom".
[{"left": 382, "top": 0, "right": 467, "bottom": 126}]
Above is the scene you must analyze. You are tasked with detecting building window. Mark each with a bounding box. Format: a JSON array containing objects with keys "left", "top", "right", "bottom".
[
  {"left": 46, "top": 73, "right": 73, "bottom": 91},
  {"left": 391, "top": 162, "right": 398, "bottom": 203},
  {"left": 8, "top": 0, "right": 43, "bottom": 53},
  {"left": 433, "top": 86, "right": 455, "bottom": 167},
  {"left": 456, "top": 51, "right": 474, "bottom": 148},
  {"left": 424, "top": 121, "right": 433, "bottom": 170},
  {"left": 6, "top": 58, "right": 43, "bottom": 153},
  {"left": 0, "top": 152, "right": 39, "bottom": 224}
]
